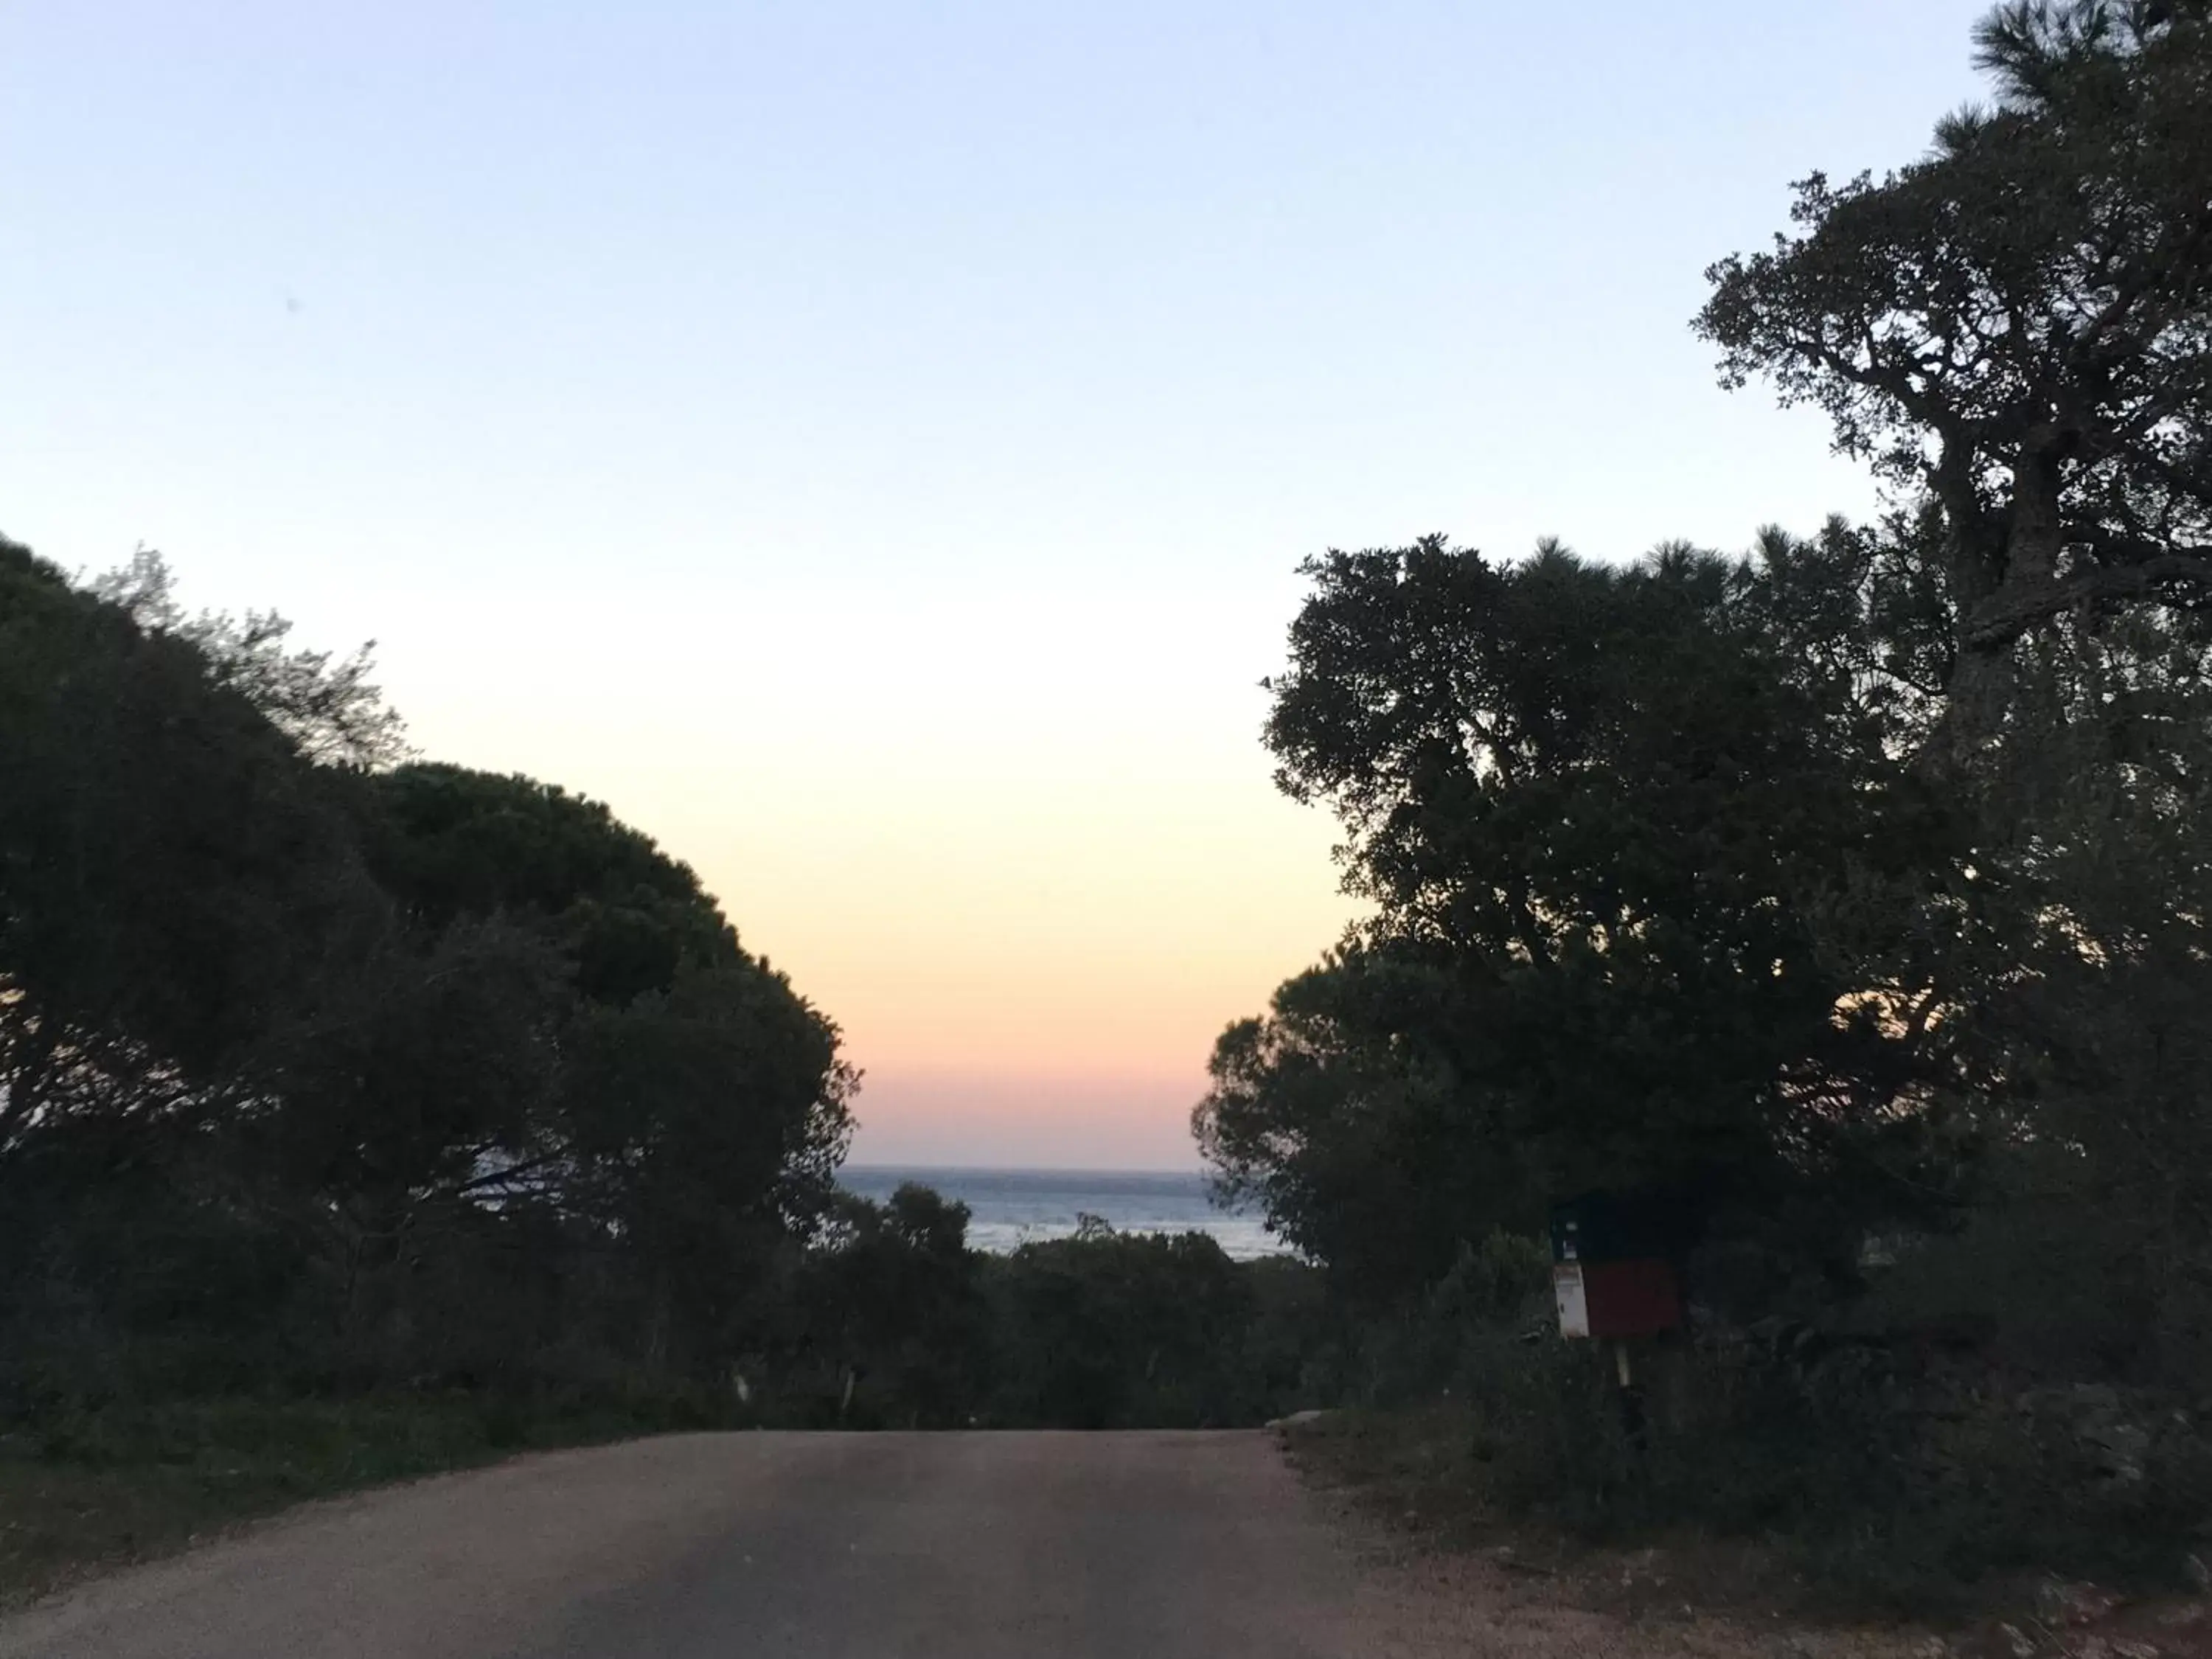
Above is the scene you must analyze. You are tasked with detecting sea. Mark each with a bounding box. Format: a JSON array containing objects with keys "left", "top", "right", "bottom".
[{"left": 837, "top": 1166, "right": 1281, "bottom": 1259}]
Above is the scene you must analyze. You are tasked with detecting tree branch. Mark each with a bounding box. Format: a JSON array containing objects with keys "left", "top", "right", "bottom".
[{"left": 1959, "top": 551, "right": 2212, "bottom": 648}]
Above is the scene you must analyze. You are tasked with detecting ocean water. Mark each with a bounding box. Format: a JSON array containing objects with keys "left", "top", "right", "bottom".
[{"left": 838, "top": 1166, "right": 1281, "bottom": 1259}]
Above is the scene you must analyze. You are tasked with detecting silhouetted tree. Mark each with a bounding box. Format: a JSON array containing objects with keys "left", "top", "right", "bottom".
[
  {"left": 1199, "top": 541, "right": 1965, "bottom": 1302},
  {"left": 1698, "top": 0, "right": 2212, "bottom": 759}
]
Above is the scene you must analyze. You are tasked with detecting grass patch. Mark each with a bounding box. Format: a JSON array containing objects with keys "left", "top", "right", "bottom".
[
  {"left": 1286, "top": 1404, "right": 1801, "bottom": 1609},
  {"left": 0, "top": 1391, "right": 734, "bottom": 1608},
  {"left": 1287, "top": 1401, "right": 1514, "bottom": 1550},
  {"left": 1290, "top": 1402, "right": 2212, "bottom": 1656},
  {"left": 1282, "top": 1397, "right": 2199, "bottom": 1627}
]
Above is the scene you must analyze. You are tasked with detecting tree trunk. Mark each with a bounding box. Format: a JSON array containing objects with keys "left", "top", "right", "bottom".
[
  {"left": 1935, "top": 641, "right": 2017, "bottom": 775},
  {"left": 2006, "top": 439, "right": 2067, "bottom": 591},
  {"left": 1928, "top": 443, "right": 2067, "bottom": 771},
  {"left": 644, "top": 1262, "right": 672, "bottom": 1380}
]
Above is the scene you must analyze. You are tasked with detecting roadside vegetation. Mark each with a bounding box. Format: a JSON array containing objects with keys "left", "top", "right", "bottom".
[
  {"left": 4, "top": 0, "right": 2209, "bottom": 1635},
  {"left": 0, "top": 540, "right": 1321, "bottom": 1600},
  {"left": 1194, "top": 0, "right": 2212, "bottom": 1626},
  {"left": 0, "top": 1394, "right": 672, "bottom": 1607}
]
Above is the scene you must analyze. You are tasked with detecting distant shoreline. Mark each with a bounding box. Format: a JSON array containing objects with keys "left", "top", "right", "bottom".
[
  {"left": 840, "top": 1164, "right": 1210, "bottom": 1179},
  {"left": 837, "top": 1165, "right": 1277, "bottom": 1259}
]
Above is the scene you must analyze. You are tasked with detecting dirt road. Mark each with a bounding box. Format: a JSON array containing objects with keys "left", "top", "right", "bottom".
[
  {"left": 0, "top": 1431, "right": 1366, "bottom": 1658},
  {"left": 0, "top": 1430, "right": 1949, "bottom": 1659}
]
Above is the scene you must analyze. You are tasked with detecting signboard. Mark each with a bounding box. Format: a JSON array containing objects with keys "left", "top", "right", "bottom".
[
  {"left": 1553, "top": 1262, "right": 1590, "bottom": 1338},
  {"left": 1548, "top": 1192, "right": 1686, "bottom": 1340}
]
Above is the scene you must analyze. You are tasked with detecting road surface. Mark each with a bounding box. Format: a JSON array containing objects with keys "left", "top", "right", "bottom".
[{"left": 0, "top": 1431, "right": 1367, "bottom": 1658}]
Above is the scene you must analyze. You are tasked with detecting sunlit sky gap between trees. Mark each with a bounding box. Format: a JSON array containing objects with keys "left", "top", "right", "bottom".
[{"left": 0, "top": 0, "right": 1994, "bottom": 1166}]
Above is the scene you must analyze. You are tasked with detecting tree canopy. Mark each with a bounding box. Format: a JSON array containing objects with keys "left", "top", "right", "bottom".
[
  {"left": 1697, "top": 0, "right": 2212, "bottom": 754},
  {"left": 1207, "top": 0, "right": 2212, "bottom": 1349},
  {"left": 1199, "top": 543, "right": 1966, "bottom": 1298},
  {"left": 0, "top": 537, "right": 855, "bottom": 1398}
]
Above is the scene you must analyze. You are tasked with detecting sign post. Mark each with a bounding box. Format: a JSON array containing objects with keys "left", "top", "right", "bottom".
[{"left": 1548, "top": 1191, "right": 1689, "bottom": 1447}]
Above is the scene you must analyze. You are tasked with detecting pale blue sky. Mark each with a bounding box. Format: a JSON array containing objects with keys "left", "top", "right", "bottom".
[{"left": 1, "top": 1, "right": 1994, "bottom": 1166}]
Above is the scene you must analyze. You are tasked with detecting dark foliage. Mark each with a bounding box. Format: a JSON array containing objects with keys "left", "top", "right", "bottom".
[
  {"left": 1197, "top": 542, "right": 1968, "bottom": 1299},
  {"left": 1202, "top": 0, "right": 2212, "bottom": 1607},
  {"left": 1697, "top": 0, "right": 2212, "bottom": 760},
  {"left": 0, "top": 539, "right": 855, "bottom": 1418}
]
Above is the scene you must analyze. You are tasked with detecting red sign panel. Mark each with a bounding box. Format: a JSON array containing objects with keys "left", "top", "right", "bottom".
[{"left": 1579, "top": 1258, "right": 1682, "bottom": 1339}]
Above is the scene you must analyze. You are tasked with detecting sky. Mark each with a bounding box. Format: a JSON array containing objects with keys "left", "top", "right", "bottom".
[{"left": 0, "top": 1, "right": 1995, "bottom": 1168}]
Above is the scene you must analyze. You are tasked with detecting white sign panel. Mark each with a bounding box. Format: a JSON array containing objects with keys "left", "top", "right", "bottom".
[{"left": 1553, "top": 1263, "right": 1590, "bottom": 1340}]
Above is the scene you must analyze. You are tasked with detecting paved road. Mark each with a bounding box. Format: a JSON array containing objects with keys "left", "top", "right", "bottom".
[{"left": 0, "top": 1432, "right": 1364, "bottom": 1658}]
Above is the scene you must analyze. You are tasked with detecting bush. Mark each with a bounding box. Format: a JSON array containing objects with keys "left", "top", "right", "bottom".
[
  {"left": 983, "top": 1230, "right": 1268, "bottom": 1428},
  {"left": 1413, "top": 1319, "right": 2212, "bottom": 1613}
]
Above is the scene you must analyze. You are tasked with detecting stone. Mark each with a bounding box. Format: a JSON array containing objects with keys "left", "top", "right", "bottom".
[
  {"left": 2037, "top": 1578, "right": 2123, "bottom": 1627},
  {"left": 2084, "top": 1419, "right": 2152, "bottom": 1484}
]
